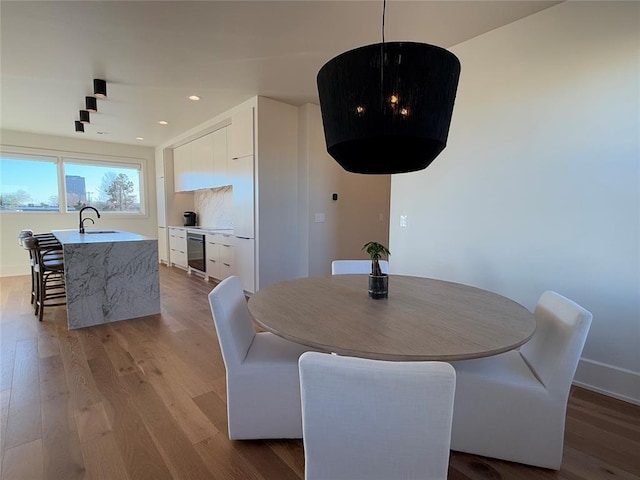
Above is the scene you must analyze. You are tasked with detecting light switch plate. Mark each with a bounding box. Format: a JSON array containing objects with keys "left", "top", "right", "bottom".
[{"left": 314, "top": 213, "right": 326, "bottom": 223}]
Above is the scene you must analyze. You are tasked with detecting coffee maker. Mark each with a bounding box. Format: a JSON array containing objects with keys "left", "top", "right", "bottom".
[{"left": 183, "top": 211, "right": 197, "bottom": 226}]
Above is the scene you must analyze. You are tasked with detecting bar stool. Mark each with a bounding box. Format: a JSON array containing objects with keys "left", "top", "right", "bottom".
[
  {"left": 22, "top": 236, "right": 66, "bottom": 321},
  {"left": 18, "top": 230, "right": 62, "bottom": 309}
]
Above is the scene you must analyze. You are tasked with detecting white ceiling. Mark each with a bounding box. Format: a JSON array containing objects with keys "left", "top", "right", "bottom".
[{"left": 1, "top": 1, "right": 560, "bottom": 148}]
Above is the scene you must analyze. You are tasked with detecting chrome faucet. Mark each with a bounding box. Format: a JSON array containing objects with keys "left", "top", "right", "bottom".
[{"left": 79, "top": 206, "right": 101, "bottom": 234}]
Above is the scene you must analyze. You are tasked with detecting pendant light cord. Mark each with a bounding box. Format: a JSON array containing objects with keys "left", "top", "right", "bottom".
[{"left": 382, "top": 0, "right": 386, "bottom": 44}]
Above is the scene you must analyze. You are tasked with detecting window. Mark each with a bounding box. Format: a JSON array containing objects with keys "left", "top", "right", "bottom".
[
  {"left": 64, "top": 160, "right": 142, "bottom": 213},
  {"left": 0, "top": 151, "right": 145, "bottom": 214},
  {"left": 0, "top": 153, "right": 59, "bottom": 212}
]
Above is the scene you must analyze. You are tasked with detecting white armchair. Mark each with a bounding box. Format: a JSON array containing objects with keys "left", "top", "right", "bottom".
[
  {"left": 299, "top": 352, "right": 456, "bottom": 480},
  {"left": 450, "top": 290, "right": 593, "bottom": 469},
  {"left": 208, "top": 276, "right": 313, "bottom": 440},
  {"left": 331, "top": 259, "right": 389, "bottom": 275}
]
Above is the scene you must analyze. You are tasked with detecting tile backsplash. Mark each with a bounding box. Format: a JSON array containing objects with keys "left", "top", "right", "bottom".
[{"left": 194, "top": 186, "right": 233, "bottom": 228}]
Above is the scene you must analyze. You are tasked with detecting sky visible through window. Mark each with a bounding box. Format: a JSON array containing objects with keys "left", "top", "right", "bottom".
[
  {"left": 1, "top": 157, "right": 57, "bottom": 205},
  {"left": 1, "top": 154, "right": 141, "bottom": 211}
]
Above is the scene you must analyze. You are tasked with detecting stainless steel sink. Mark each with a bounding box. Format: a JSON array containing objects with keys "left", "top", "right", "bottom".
[{"left": 84, "top": 230, "right": 117, "bottom": 234}]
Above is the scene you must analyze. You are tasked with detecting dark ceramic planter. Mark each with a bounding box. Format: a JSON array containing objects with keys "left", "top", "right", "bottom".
[{"left": 368, "top": 274, "right": 388, "bottom": 299}]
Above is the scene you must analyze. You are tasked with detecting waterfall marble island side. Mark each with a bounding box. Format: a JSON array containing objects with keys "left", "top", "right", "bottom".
[{"left": 52, "top": 229, "right": 161, "bottom": 329}]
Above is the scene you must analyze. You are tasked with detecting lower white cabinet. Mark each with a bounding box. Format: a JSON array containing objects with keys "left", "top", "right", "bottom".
[
  {"left": 157, "top": 226, "right": 168, "bottom": 264},
  {"left": 206, "top": 233, "right": 234, "bottom": 281},
  {"left": 234, "top": 237, "right": 255, "bottom": 293},
  {"left": 169, "top": 227, "right": 187, "bottom": 269}
]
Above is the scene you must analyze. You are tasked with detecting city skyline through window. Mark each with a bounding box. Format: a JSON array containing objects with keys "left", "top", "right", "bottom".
[{"left": 0, "top": 153, "right": 143, "bottom": 214}]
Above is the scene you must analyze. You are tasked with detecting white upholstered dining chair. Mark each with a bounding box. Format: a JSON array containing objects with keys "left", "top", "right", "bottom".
[
  {"left": 331, "top": 259, "right": 389, "bottom": 275},
  {"left": 450, "top": 290, "right": 593, "bottom": 469},
  {"left": 299, "top": 352, "right": 456, "bottom": 480},
  {"left": 208, "top": 275, "right": 313, "bottom": 440}
]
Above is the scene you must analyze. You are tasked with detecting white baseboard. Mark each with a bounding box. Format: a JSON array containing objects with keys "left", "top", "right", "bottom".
[{"left": 574, "top": 357, "right": 640, "bottom": 406}]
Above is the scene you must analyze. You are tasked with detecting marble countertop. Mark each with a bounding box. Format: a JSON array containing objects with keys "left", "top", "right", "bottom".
[
  {"left": 52, "top": 229, "right": 154, "bottom": 245},
  {"left": 170, "top": 226, "right": 234, "bottom": 235}
]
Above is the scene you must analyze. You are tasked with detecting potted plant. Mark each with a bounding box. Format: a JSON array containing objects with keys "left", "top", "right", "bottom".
[{"left": 362, "top": 241, "right": 390, "bottom": 299}]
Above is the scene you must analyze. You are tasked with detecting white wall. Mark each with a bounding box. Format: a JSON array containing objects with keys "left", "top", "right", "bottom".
[
  {"left": 0, "top": 129, "right": 156, "bottom": 276},
  {"left": 390, "top": 1, "right": 639, "bottom": 404},
  {"left": 299, "top": 104, "right": 391, "bottom": 277}
]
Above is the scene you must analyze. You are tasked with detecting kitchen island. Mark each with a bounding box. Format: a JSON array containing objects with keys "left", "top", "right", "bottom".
[{"left": 53, "top": 229, "right": 160, "bottom": 329}]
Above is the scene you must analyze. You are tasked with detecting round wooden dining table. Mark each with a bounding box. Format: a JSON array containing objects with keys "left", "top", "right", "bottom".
[{"left": 248, "top": 275, "right": 536, "bottom": 361}]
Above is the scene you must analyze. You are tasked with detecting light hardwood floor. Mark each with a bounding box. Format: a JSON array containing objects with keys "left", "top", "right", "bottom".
[{"left": 1, "top": 266, "right": 639, "bottom": 479}]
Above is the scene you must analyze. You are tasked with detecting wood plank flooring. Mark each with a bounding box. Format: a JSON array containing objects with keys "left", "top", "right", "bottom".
[{"left": 1, "top": 266, "right": 638, "bottom": 479}]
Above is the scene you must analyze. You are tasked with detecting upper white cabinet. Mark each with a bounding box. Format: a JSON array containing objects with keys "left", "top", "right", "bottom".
[
  {"left": 229, "top": 107, "right": 254, "bottom": 160},
  {"left": 173, "top": 127, "right": 230, "bottom": 192},
  {"left": 173, "top": 142, "right": 192, "bottom": 192},
  {"left": 213, "top": 127, "right": 229, "bottom": 187},
  {"left": 190, "top": 132, "right": 215, "bottom": 190}
]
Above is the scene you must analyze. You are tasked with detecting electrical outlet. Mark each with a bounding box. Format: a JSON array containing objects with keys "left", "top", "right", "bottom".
[
  {"left": 314, "top": 213, "right": 326, "bottom": 223},
  {"left": 400, "top": 215, "right": 408, "bottom": 227}
]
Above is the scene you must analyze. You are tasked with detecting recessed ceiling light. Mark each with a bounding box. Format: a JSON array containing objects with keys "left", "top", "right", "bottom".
[
  {"left": 136, "top": 136, "right": 144, "bottom": 141},
  {"left": 158, "top": 120, "right": 168, "bottom": 125},
  {"left": 188, "top": 95, "right": 200, "bottom": 101}
]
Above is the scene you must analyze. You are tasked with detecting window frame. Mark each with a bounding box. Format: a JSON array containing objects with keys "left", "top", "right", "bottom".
[
  {"left": 62, "top": 157, "right": 145, "bottom": 214},
  {"left": 0, "top": 146, "right": 148, "bottom": 217}
]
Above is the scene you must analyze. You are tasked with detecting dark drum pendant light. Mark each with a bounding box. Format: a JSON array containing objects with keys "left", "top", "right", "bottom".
[
  {"left": 317, "top": 0, "right": 461, "bottom": 174},
  {"left": 317, "top": 42, "right": 460, "bottom": 175},
  {"left": 85, "top": 96, "right": 97, "bottom": 112},
  {"left": 94, "top": 79, "right": 107, "bottom": 98}
]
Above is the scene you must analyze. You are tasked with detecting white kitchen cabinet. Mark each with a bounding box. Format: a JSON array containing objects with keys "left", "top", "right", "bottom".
[
  {"left": 162, "top": 96, "right": 298, "bottom": 294},
  {"left": 174, "top": 128, "right": 229, "bottom": 192},
  {"left": 155, "top": 151, "right": 169, "bottom": 264},
  {"left": 191, "top": 132, "right": 215, "bottom": 190},
  {"left": 157, "top": 226, "right": 168, "bottom": 264},
  {"left": 234, "top": 236, "right": 255, "bottom": 293},
  {"left": 213, "top": 127, "right": 229, "bottom": 187},
  {"left": 218, "top": 234, "right": 235, "bottom": 280},
  {"left": 173, "top": 142, "right": 192, "bottom": 192},
  {"left": 206, "top": 233, "right": 234, "bottom": 282},
  {"left": 156, "top": 148, "right": 193, "bottom": 265},
  {"left": 156, "top": 174, "right": 167, "bottom": 227},
  {"left": 169, "top": 227, "right": 187, "bottom": 269},
  {"left": 229, "top": 107, "right": 254, "bottom": 160},
  {"left": 229, "top": 154, "right": 255, "bottom": 239},
  {"left": 205, "top": 234, "right": 220, "bottom": 280}
]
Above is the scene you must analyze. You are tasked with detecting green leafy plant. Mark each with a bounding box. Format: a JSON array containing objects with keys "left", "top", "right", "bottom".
[{"left": 362, "top": 241, "right": 390, "bottom": 277}]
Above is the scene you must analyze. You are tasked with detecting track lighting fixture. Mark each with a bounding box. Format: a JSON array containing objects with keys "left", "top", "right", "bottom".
[
  {"left": 93, "top": 79, "right": 107, "bottom": 98},
  {"left": 85, "top": 96, "right": 97, "bottom": 112},
  {"left": 75, "top": 121, "right": 85, "bottom": 133},
  {"left": 79, "top": 110, "right": 91, "bottom": 124}
]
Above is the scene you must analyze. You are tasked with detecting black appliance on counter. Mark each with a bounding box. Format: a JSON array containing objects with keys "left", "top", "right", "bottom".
[
  {"left": 183, "top": 211, "right": 197, "bottom": 226},
  {"left": 187, "top": 232, "right": 205, "bottom": 272}
]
